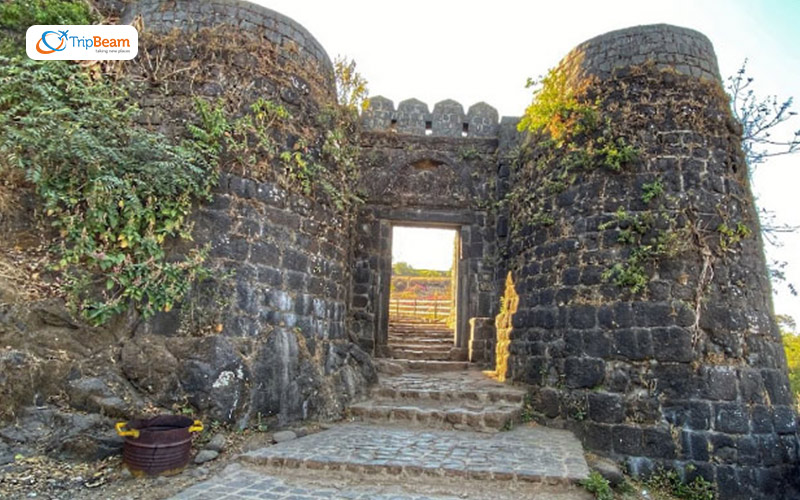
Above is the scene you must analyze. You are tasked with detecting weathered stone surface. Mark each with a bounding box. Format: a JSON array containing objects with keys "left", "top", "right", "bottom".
[
  {"left": 205, "top": 433, "right": 227, "bottom": 452},
  {"left": 0, "top": 407, "right": 122, "bottom": 461},
  {"left": 272, "top": 430, "right": 297, "bottom": 443},
  {"left": 66, "top": 377, "right": 130, "bottom": 418},
  {"left": 242, "top": 424, "right": 589, "bottom": 482},
  {"left": 194, "top": 449, "right": 219, "bottom": 464}
]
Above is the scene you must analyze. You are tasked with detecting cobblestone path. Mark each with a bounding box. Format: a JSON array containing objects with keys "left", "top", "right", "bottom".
[
  {"left": 171, "top": 366, "right": 590, "bottom": 499},
  {"left": 242, "top": 424, "right": 588, "bottom": 482},
  {"left": 172, "top": 465, "right": 466, "bottom": 500}
]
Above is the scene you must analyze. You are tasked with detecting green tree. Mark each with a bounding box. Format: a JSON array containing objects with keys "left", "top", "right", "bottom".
[{"left": 779, "top": 314, "right": 800, "bottom": 404}]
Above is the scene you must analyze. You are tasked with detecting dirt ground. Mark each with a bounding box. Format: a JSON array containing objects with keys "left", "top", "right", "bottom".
[{"left": 0, "top": 427, "right": 283, "bottom": 500}]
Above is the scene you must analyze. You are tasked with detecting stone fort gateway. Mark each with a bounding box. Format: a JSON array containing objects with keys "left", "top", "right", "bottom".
[{"left": 41, "top": 0, "right": 800, "bottom": 498}]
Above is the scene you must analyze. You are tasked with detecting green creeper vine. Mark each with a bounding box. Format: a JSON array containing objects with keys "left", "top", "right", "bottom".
[
  {"left": 507, "top": 67, "right": 638, "bottom": 236},
  {"left": 190, "top": 97, "right": 363, "bottom": 214},
  {"left": 0, "top": 57, "right": 218, "bottom": 325},
  {"left": 599, "top": 202, "right": 688, "bottom": 294}
]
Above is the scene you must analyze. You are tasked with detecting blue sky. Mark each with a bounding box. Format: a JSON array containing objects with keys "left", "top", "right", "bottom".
[{"left": 255, "top": 0, "right": 800, "bottom": 325}]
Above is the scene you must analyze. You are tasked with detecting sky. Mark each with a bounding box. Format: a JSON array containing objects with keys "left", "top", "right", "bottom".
[
  {"left": 392, "top": 227, "right": 456, "bottom": 271},
  {"left": 253, "top": 0, "right": 800, "bottom": 325}
]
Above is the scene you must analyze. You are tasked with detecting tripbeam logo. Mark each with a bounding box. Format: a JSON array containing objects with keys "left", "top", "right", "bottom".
[
  {"left": 27, "top": 25, "right": 138, "bottom": 60},
  {"left": 36, "top": 30, "right": 69, "bottom": 54}
]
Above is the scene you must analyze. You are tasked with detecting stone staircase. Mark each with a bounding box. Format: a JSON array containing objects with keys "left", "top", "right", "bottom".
[
  {"left": 388, "top": 320, "right": 458, "bottom": 361},
  {"left": 172, "top": 360, "right": 591, "bottom": 499},
  {"left": 348, "top": 370, "right": 525, "bottom": 431}
]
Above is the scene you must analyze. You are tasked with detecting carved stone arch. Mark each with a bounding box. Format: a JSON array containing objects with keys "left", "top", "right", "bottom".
[{"left": 402, "top": 151, "right": 455, "bottom": 171}]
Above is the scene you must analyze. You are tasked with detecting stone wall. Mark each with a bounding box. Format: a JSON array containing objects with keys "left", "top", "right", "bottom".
[
  {"left": 351, "top": 98, "right": 502, "bottom": 355},
  {"left": 121, "top": 0, "right": 332, "bottom": 77},
  {"left": 559, "top": 24, "right": 720, "bottom": 83},
  {"left": 501, "top": 25, "right": 798, "bottom": 499},
  {"left": 81, "top": 5, "right": 798, "bottom": 495},
  {"left": 117, "top": 0, "right": 375, "bottom": 428}
]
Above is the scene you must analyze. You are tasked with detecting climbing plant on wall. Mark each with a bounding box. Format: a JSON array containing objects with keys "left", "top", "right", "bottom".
[
  {"left": 507, "top": 67, "right": 638, "bottom": 238},
  {"left": 0, "top": 1, "right": 219, "bottom": 325}
]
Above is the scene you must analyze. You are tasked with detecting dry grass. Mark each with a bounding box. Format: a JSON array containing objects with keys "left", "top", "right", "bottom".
[
  {"left": 0, "top": 180, "right": 61, "bottom": 304},
  {"left": 0, "top": 164, "right": 25, "bottom": 216}
]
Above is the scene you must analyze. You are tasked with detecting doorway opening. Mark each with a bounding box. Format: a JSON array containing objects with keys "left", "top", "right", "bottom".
[{"left": 388, "top": 225, "right": 459, "bottom": 361}]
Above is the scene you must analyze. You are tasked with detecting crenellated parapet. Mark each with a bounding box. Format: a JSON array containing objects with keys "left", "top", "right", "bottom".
[{"left": 361, "top": 97, "right": 500, "bottom": 138}]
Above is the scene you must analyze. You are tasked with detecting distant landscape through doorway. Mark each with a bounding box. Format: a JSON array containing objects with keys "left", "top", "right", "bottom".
[{"left": 388, "top": 226, "right": 458, "bottom": 361}]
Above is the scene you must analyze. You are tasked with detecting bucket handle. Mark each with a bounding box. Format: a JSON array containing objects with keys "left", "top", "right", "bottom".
[
  {"left": 115, "top": 421, "right": 140, "bottom": 439},
  {"left": 188, "top": 420, "right": 203, "bottom": 433}
]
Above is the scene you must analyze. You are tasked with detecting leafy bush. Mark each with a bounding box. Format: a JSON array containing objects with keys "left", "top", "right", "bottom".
[
  {"left": 0, "top": 58, "right": 217, "bottom": 325},
  {"left": 581, "top": 471, "right": 614, "bottom": 500},
  {"left": 780, "top": 316, "right": 800, "bottom": 403},
  {"left": 0, "top": 0, "right": 93, "bottom": 57},
  {"left": 645, "top": 468, "right": 716, "bottom": 500},
  {"left": 518, "top": 68, "right": 598, "bottom": 142}
]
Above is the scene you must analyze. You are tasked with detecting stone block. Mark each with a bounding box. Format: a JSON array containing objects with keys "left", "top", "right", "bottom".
[
  {"left": 588, "top": 392, "right": 625, "bottom": 423},
  {"left": 569, "top": 305, "right": 597, "bottom": 329},
  {"left": 698, "top": 365, "right": 739, "bottom": 401},
  {"left": 632, "top": 302, "right": 673, "bottom": 327},
  {"left": 651, "top": 327, "right": 693, "bottom": 362},
  {"left": 612, "top": 425, "right": 643, "bottom": 455},
  {"left": 681, "top": 430, "right": 710, "bottom": 461},
  {"left": 714, "top": 402, "right": 749, "bottom": 434},
  {"left": 250, "top": 242, "right": 280, "bottom": 266},
  {"left": 773, "top": 405, "right": 798, "bottom": 435},
  {"left": 564, "top": 358, "right": 605, "bottom": 389},
  {"left": 642, "top": 427, "right": 676, "bottom": 459}
]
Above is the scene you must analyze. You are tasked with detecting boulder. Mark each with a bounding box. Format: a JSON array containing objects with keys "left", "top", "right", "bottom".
[
  {"left": 120, "top": 335, "right": 181, "bottom": 406},
  {"left": 170, "top": 336, "right": 250, "bottom": 424},
  {"left": 587, "top": 454, "right": 625, "bottom": 487},
  {"left": 66, "top": 377, "right": 130, "bottom": 418},
  {"left": 0, "top": 407, "right": 122, "bottom": 461},
  {"left": 205, "top": 433, "right": 226, "bottom": 452},
  {"left": 193, "top": 449, "right": 219, "bottom": 464},
  {"left": 272, "top": 430, "right": 297, "bottom": 443}
]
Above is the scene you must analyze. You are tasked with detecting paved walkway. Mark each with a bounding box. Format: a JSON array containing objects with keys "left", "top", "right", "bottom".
[
  {"left": 241, "top": 424, "right": 588, "bottom": 483},
  {"left": 172, "top": 463, "right": 591, "bottom": 500},
  {"left": 172, "top": 466, "right": 464, "bottom": 499},
  {"left": 171, "top": 367, "right": 590, "bottom": 499}
]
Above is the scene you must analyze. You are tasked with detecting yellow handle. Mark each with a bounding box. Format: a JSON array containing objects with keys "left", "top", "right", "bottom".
[
  {"left": 188, "top": 420, "right": 203, "bottom": 433},
  {"left": 115, "top": 422, "right": 140, "bottom": 439}
]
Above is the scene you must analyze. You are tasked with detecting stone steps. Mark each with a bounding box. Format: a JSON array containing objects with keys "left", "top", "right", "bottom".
[
  {"left": 239, "top": 424, "right": 590, "bottom": 486},
  {"left": 389, "top": 336, "right": 453, "bottom": 346},
  {"left": 348, "top": 369, "right": 528, "bottom": 431},
  {"left": 387, "top": 319, "right": 459, "bottom": 362},
  {"left": 390, "top": 347, "right": 453, "bottom": 361},
  {"left": 348, "top": 400, "right": 522, "bottom": 431},
  {"left": 372, "top": 384, "right": 524, "bottom": 404},
  {"left": 389, "top": 332, "right": 452, "bottom": 338},
  {"left": 173, "top": 464, "right": 593, "bottom": 500},
  {"left": 382, "top": 359, "right": 470, "bottom": 372},
  {"left": 389, "top": 343, "right": 454, "bottom": 353},
  {"left": 173, "top": 370, "right": 591, "bottom": 500}
]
